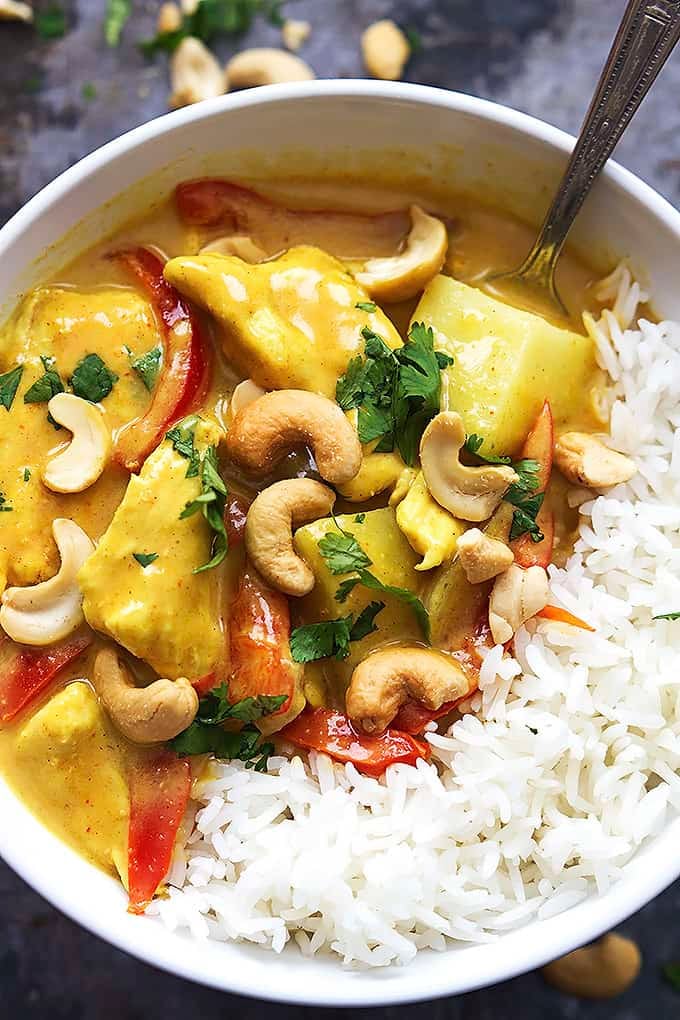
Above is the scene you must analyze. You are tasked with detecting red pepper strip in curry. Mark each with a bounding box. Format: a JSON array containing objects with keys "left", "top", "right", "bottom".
[
  {"left": 537, "top": 605, "right": 595, "bottom": 632},
  {"left": 512, "top": 400, "right": 555, "bottom": 569},
  {"left": 228, "top": 567, "right": 299, "bottom": 716},
  {"left": 281, "top": 707, "right": 431, "bottom": 777},
  {"left": 127, "top": 751, "right": 191, "bottom": 915},
  {"left": 113, "top": 247, "right": 211, "bottom": 473},
  {"left": 174, "top": 180, "right": 410, "bottom": 254},
  {"left": 0, "top": 634, "right": 92, "bottom": 723}
]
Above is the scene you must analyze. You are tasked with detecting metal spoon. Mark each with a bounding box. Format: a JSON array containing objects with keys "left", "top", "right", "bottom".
[{"left": 489, "top": 0, "right": 680, "bottom": 319}]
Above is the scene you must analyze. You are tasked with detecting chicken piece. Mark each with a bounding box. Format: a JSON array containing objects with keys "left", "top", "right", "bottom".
[
  {"left": 14, "top": 682, "right": 129, "bottom": 873},
  {"left": 393, "top": 469, "right": 467, "bottom": 570},
  {"left": 0, "top": 287, "right": 156, "bottom": 587},
  {"left": 78, "top": 421, "right": 224, "bottom": 680},
  {"left": 163, "top": 245, "right": 402, "bottom": 397}
]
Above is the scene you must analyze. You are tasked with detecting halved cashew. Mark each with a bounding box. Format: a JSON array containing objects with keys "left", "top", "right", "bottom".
[
  {"left": 93, "top": 646, "right": 198, "bottom": 744},
  {"left": 200, "top": 235, "right": 267, "bottom": 262},
  {"left": 347, "top": 646, "right": 474, "bottom": 734},
  {"left": 457, "top": 528, "right": 514, "bottom": 584},
  {"left": 281, "top": 18, "right": 311, "bottom": 51},
  {"left": 355, "top": 205, "right": 448, "bottom": 302},
  {"left": 226, "top": 48, "right": 315, "bottom": 89},
  {"left": 169, "top": 37, "right": 226, "bottom": 109},
  {"left": 554, "top": 432, "right": 636, "bottom": 488},
  {"left": 157, "top": 1, "right": 181, "bottom": 33},
  {"left": 420, "top": 412, "right": 518, "bottom": 522},
  {"left": 542, "top": 933, "right": 641, "bottom": 999},
  {"left": 42, "top": 393, "right": 111, "bottom": 494},
  {"left": 229, "top": 378, "right": 267, "bottom": 419},
  {"left": 361, "top": 19, "right": 410, "bottom": 80},
  {"left": 488, "top": 563, "right": 549, "bottom": 645},
  {"left": 0, "top": 519, "right": 94, "bottom": 646},
  {"left": 0, "top": 0, "right": 32, "bottom": 20},
  {"left": 245, "top": 479, "right": 335, "bottom": 596},
  {"left": 224, "top": 390, "right": 362, "bottom": 485}
]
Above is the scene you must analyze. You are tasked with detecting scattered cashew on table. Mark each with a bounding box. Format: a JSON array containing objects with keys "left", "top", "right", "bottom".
[{"left": 542, "top": 933, "right": 641, "bottom": 999}]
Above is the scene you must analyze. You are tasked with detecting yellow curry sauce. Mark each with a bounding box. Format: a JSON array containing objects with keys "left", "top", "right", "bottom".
[{"left": 0, "top": 178, "right": 605, "bottom": 888}]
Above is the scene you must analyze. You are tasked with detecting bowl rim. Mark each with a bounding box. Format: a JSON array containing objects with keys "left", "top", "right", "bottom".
[{"left": 2, "top": 79, "right": 680, "bottom": 1006}]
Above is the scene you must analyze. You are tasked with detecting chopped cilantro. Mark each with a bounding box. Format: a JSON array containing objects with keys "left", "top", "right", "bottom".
[
  {"left": 354, "top": 513, "right": 366, "bottom": 524},
  {"left": 0, "top": 366, "right": 23, "bottom": 411},
  {"left": 0, "top": 492, "right": 13, "bottom": 513},
  {"left": 335, "top": 321, "right": 453, "bottom": 466},
  {"left": 464, "top": 432, "right": 543, "bottom": 543},
  {"left": 133, "top": 552, "right": 158, "bottom": 567},
  {"left": 463, "top": 433, "right": 512, "bottom": 464},
  {"left": 104, "top": 0, "right": 131, "bottom": 46},
  {"left": 140, "top": 0, "right": 289, "bottom": 56},
  {"left": 654, "top": 612, "right": 680, "bottom": 621},
  {"left": 355, "top": 301, "right": 377, "bottom": 313},
  {"left": 335, "top": 569, "right": 430, "bottom": 641},
  {"left": 508, "top": 494, "right": 545, "bottom": 543},
  {"left": 663, "top": 962, "right": 680, "bottom": 991},
  {"left": 290, "top": 602, "right": 385, "bottom": 664},
  {"left": 23, "top": 355, "right": 65, "bottom": 404},
  {"left": 81, "top": 82, "right": 97, "bottom": 101},
  {"left": 404, "top": 26, "right": 422, "bottom": 53},
  {"left": 70, "top": 353, "right": 118, "bottom": 403},
  {"left": 131, "top": 345, "right": 162, "bottom": 391},
  {"left": 166, "top": 416, "right": 200, "bottom": 465},
  {"left": 35, "top": 4, "right": 67, "bottom": 39},
  {"left": 318, "top": 530, "right": 372, "bottom": 575},
  {"left": 180, "top": 445, "right": 229, "bottom": 573},
  {"left": 170, "top": 682, "right": 285, "bottom": 770},
  {"left": 23, "top": 468, "right": 31, "bottom": 482}
]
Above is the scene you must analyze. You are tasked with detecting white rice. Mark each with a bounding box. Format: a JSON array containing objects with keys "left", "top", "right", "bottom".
[{"left": 150, "top": 267, "right": 680, "bottom": 966}]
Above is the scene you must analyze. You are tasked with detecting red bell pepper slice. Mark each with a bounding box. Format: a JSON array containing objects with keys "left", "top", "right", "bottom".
[
  {"left": 174, "top": 179, "right": 410, "bottom": 254},
  {"left": 0, "top": 634, "right": 92, "bottom": 724},
  {"left": 114, "top": 247, "right": 211, "bottom": 473},
  {"left": 224, "top": 492, "right": 251, "bottom": 546},
  {"left": 127, "top": 751, "right": 191, "bottom": 915},
  {"left": 537, "top": 605, "right": 595, "bottom": 632},
  {"left": 228, "top": 567, "right": 298, "bottom": 715},
  {"left": 513, "top": 400, "right": 555, "bottom": 569},
  {"left": 281, "top": 707, "right": 431, "bottom": 777}
]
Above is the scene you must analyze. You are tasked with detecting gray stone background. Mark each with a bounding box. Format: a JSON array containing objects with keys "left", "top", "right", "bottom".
[{"left": 1, "top": 0, "right": 680, "bottom": 1016}]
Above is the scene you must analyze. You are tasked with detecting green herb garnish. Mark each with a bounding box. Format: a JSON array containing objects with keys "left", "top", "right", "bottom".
[
  {"left": 404, "top": 26, "right": 422, "bottom": 53},
  {"left": 35, "top": 4, "right": 67, "bottom": 39},
  {"left": 133, "top": 552, "right": 158, "bottom": 568},
  {"left": 104, "top": 0, "right": 131, "bottom": 46},
  {"left": 290, "top": 602, "right": 385, "bottom": 663},
  {"left": 23, "top": 468, "right": 31, "bottom": 482},
  {"left": 465, "top": 433, "right": 543, "bottom": 543},
  {"left": 0, "top": 492, "right": 13, "bottom": 513},
  {"left": 463, "top": 433, "right": 512, "bottom": 464},
  {"left": 0, "top": 366, "right": 23, "bottom": 412},
  {"left": 170, "top": 683, "right": 286, "bottom": 771},
  {"left": 81, "top": 82, "right": 98, "bottom": 101},
  {"left": 355, "top": 301, "right": 377, "bottom": 313},
  {"left": 131, "top": 345, "right": 162, "bottom": 391},
  {"left": 317, "top": 530, "right": 372, "bottom": 575},
  {"left": 23, "top": 355, "right": 65, "bottom": 404},
  {"left": 663, "top": 962, "right": 680, "bottom": 991},
  {"left": 654, "top": 612, "right": 680, "bottom": 621},
  {"left": 335, "top": 321, "right": 453, "bottom": 466},
  {"left": 70, "top": 353, "right": 118, "bottom": 403},
  {"left": 166, "top": 416, "right": 199, "bottom": 465},
  {"left": 354, "top": 513, "right": 366, "bottom": 524},
  {"left": 180, "top": 445, "right": 229, "bottom": 573},
  {"left": 335, "top": 569, "right": 430, "bottom": 640},
  {"left": 140, "top": 0, "right": 288, "bottom": 55}
]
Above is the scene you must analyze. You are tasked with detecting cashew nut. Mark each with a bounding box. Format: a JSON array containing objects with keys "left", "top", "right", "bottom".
[
  {"left": 245, "top": 479, "right": 335, "bottom": 596},
  {"left": 224, "top": 390, "right": 363, "bottom": 485},
  {"left": 229, "top": 378, "right": 267, "bottom": 419},
  {"left": 420, "top": 412, "right": 518, "bottom": 522},
  {"left": 169, "top": 37, "right": 226, "bottom": 109},
  {"left": 554, "top": 432, "right": 637, "bottom": 488},
  {"left": 281, "top": 18, "right": 311, "bottom": 51},
  {"left": 347, "top": 646, "right": 473, "bottom": 734},
  {"left": 355, "top": 205, "right": 448, "bottom": 303},
  {"left": 0, "top": 519, "right": 94, "bottom": 646},
  {"left": 361, "top": 19, "right": 410, "bottom": 80},
  {"left": 488, "top": 563, "right": 549, "bottom": 645},
  {"left": 157, "top": 1, "right": 181, "bottom": 33},
  {"left": 0, "top": 0, "right": 32, "bottom": 20},
  {"left": 200, "top": 235, "right": 267, "bottom": 262},
  {"left": 542, "top": 933, "right": 641, "bottom": 999},
  {"left": 226, "top": 48, "right": 315, "bottom": 89},
  {"left": 42, "top": 393, "right": 111, "bottom": 494},
  {"left": 93, "top": 646, "right": 198, "bottom": 744},
  {"left": 457, "top": 528, "right": 514, "bottom": 584}
]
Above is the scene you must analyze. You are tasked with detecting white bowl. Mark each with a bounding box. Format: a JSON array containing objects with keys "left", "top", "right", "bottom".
[{"left": 1, "top": 82, "right": 680, "bottom": 1006}]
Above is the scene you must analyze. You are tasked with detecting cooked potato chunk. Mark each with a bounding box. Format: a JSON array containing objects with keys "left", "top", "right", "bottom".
[
  {"left": 413, "top": 276, "right": 600, "bottom": 454},
  {"left": 164, "top": 245, "right": 402, "bottom": 397},
  {"left": 14, "top": 682, "right": 128, "bottom": 872},
  {"left": 79, "top": 422, "right": 224, "bottom": 680}
]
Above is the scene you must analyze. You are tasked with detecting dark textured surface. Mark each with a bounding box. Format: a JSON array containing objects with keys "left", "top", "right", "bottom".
[{"left": 2, "top": 0, "right": 680, "bottom": 1014}]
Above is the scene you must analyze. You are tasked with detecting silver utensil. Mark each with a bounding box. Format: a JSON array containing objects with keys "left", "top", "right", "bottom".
[{"left": 489, "top": 0, "right": 680, "bottom": 319}]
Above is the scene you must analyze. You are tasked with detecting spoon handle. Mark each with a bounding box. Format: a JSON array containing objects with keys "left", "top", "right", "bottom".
[{"left": 517, "top": 0, "right": 680, "bottom": 287}]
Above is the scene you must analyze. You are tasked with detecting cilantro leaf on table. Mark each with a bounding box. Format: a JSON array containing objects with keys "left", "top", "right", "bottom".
[
  {"left": 70, "top": 353, "right": 118, "bottom": 403},
  {"left": 289, "top": 601, "right": 385, "bottom": 664},
  {"left": 0, "top": 366, "right": 23, "bottom": 411},
  {"left": 23, "top": 355, "right": 65, "bottom": 404},
  {"left": 133, "top": 552, "right": 158, "bottom": 568},
  {"left": 35, "top": 4, "right": 67, "bottom": 39},
  {"left": 104, "top": 0, "right": 131, "bottom": 46},
  {"left": 180, "top": 444, "right": 229, "bottom": 573},
  {"left": 663, "top": 962, "right": 680, "bottom": 991},
  {"left": 131, "top": 345, "right": 162, "bottom": 391},
  {"left": 140, "top": 0, "right": 289, "bottom": 55}
]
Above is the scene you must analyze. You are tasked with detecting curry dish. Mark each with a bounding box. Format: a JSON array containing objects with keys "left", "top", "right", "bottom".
[{"left": 0, "top": 178, "right": 635, "bottom": 915}]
